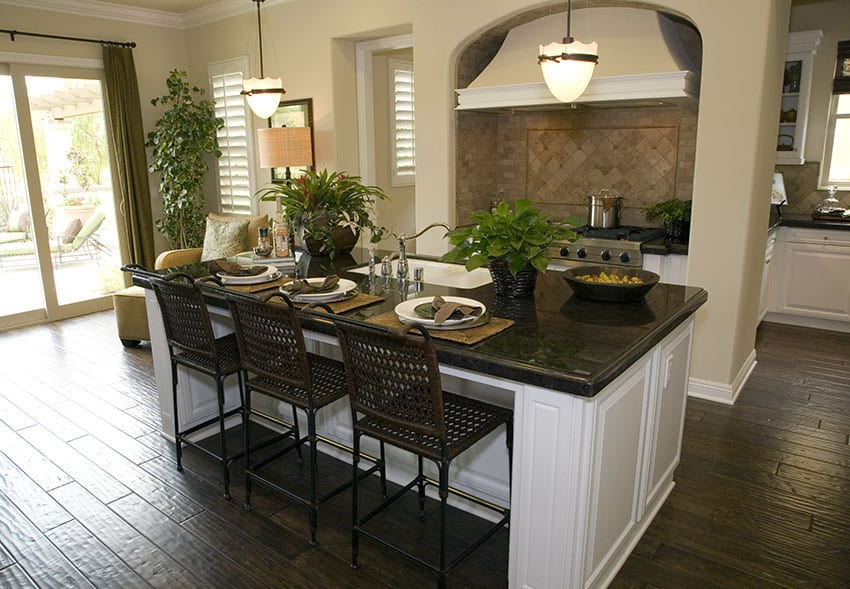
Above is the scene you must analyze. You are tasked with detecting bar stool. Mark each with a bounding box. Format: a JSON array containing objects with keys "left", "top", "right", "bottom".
[
  {"left": 225, "top": 291, "right": 385, "bottom": 545},
  {"left": 148, "top": 272, "right": 244, "bottom": 499},
  {"left": 334, "top": 320, "right": 513, "bottom": 589}
]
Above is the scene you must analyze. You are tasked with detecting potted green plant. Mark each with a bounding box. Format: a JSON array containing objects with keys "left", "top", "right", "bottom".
[
  {"left": 146, "top": 69, "right": 223, "bottom": 249},
  {"left": 441, "top": 199, "right": 578, "bottom": 298},
  {"left": 644, "top": 198, "right": 692, "bottom": 242},
  {"left": 256, "top": 168, "right": 388, "bottom": 258}
]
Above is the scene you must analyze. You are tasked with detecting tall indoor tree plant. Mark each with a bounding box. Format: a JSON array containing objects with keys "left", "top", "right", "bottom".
[{"left": 146, "top": 69, "right": 223, "bottom": 249}]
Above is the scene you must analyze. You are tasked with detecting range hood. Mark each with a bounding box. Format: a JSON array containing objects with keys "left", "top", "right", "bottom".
[{"left": 456, "top": 8, "right": 700, "bottom": 111}]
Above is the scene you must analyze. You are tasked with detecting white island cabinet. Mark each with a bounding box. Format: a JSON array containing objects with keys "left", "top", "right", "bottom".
[
  {"left": 143, "top": 282, "right": 696, "bottom": 589},
  {"left": 511, "top": 318, "right": 692, "bottom": 588}
]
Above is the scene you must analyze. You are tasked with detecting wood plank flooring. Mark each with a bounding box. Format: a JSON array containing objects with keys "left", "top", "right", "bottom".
[{"left": 0, "top": 314, "right": 848, "bottom": 587}]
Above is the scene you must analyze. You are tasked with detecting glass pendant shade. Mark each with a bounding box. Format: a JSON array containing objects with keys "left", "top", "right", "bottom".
[
  {"left": 242, "top": 76, "right": 284, "bottom": 119},
  {"left": 539, "top": 40, "right": 598, "bottom": 103}
]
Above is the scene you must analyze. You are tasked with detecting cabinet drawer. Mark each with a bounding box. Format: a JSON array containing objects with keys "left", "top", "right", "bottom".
[{"left": 786, "top": 227, "right": 850, "bottom": 246}]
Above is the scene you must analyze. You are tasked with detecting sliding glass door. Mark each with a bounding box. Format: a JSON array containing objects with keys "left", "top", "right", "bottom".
[{"left": 0, "top": 64, "right": 124, "bottom": 330}]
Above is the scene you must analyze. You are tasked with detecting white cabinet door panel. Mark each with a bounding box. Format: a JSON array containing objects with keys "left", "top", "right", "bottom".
[{"left": 779, "top": 242, "right": 850, "bottom": 320}]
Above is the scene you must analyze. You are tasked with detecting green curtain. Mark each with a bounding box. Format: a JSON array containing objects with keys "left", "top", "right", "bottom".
[{"left": 101, "top": 44, "right": 156, "bottom": 270}]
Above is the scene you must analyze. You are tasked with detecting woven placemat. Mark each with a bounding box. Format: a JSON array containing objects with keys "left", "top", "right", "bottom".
[
  {"left": 366, "top": 311, "right": 514, "bottom": 345},
  {"left": 223, "top": 276, "right": 294, "bottom": 293},
  {"left": 313, "top": 293, "right": 385, "bottom": 314}
]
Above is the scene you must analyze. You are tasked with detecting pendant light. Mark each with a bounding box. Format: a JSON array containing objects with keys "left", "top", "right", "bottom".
[
  {"left": 538, "top": 0, "right": 598, "bottom": 103},
  {"left": 242, "top": 0, "right": 285, "bottom": 119}
]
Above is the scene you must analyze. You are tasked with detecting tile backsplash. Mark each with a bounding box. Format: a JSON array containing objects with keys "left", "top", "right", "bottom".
[
  {"left": 456, "top": 105, "right": 698, "bottom": 226},
  {"left": 776, "top": 161, "right": 850, "bottom": 215}
]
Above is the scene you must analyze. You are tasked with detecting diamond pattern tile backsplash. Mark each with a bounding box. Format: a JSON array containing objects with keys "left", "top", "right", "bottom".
[
  {"left": 456, "top": 106, "right": 698, "bottom": 225},
  {"left": 527, "top": 126, "right": 679, "bottom": 207},
  {"left": 776, "top": 161, "right": 850, "bottom": 215}
]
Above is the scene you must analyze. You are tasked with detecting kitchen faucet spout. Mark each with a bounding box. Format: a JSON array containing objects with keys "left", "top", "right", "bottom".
[{"left": 396, "top": 222, "right": 451, "bottom": 280}]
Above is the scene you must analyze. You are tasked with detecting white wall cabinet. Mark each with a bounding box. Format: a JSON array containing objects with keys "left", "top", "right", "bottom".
[{"left": 776, "top": 30, "right": 822, "bottom": 165}]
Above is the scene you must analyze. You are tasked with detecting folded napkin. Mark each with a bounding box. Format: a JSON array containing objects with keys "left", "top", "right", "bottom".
[
  {"left": 282, "top": 275, "right": 340, "bottom": 296},
  {"left": 208, "top": 260, "right": 268, "bottom": 277},
  {"left": 431, "top": 295, "right": 482, "bottom": 324}
]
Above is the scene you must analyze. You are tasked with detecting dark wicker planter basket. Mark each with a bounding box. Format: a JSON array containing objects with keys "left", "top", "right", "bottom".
[
  {"left": 488, "top": 258, "right": 538, "bottom": 298},
  {"left": 664, "top": 220, "right": 690, "bottom": 243},
  {"left": 304, "top": 225, "right": 359, "bottom": 256}
]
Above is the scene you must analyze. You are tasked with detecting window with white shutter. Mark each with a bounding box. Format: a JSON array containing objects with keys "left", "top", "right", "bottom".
[
  {"left": 209, "top": 57, "right": 255, "bottom": 215},
  {"left": 389, "top": 59, "right": 415, "bottom": 187}
]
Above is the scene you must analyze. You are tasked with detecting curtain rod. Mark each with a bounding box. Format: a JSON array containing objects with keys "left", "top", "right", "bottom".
[{"left": 1, "top": 29, "right": 136, "bottom": 49}]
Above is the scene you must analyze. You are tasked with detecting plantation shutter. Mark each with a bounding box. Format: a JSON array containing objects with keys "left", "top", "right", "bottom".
[
  {"left": 209, "top": 58, "right": 254, "bottom": 215},
  {"left": 390, "top": 60, "right": 415, "bottom": 186}
]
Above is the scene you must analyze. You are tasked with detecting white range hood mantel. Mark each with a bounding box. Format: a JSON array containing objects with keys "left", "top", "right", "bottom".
[{"left": 455, "top": 71, "right": 699, "bottom": 111}]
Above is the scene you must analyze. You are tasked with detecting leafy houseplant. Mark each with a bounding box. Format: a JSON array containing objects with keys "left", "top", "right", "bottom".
[
  {"left": 442, "top": 199, "right": 578, "bottom": 297},
  {"left": 146, "top": 69, "right": 223, "bottom": 249},
  {"left": 644, "top": 198, "right": 692, "bottom": 242},
  {"left": 256, "top": 168, "right": 388, "bottom": 259}
]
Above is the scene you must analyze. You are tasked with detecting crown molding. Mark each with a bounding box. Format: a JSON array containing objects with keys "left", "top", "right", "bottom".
[
  {"left": 0, "top": 0, "right": 297, "bottom": 30},
  {"left": 183, "top": 0, "right": 295, "bottom": 29}
]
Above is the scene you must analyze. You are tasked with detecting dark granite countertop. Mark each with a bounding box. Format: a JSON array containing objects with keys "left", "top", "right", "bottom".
[
  {"left": 640, "top": 237, "right": 689, "bottom": 256},
  {"left": 772, "top": 211, "right": 850, "bottom": 232},
  {"left": 135, "top": 248, "right": 707, "bottom": 398}
]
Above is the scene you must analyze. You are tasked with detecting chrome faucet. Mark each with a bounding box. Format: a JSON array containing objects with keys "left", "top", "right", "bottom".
[{"left": 396, "top": 222, "right": 450, "bottom": 280}]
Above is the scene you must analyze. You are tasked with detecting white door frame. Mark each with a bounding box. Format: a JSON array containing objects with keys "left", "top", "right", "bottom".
[{"left": 355, "top": 34, "right": 413, "bottom": 186}]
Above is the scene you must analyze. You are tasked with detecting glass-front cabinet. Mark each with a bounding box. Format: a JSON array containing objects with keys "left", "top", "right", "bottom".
[{"left": 777, "top": 30, "right": 822, "bottom": 165}]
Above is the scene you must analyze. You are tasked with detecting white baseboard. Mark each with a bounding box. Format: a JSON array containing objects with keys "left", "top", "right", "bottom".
[
  {"left": 762, "top": 312, "right": 850, "bottom": 333},
  {"left": 687, "top": 348, "right": 757, "bottom": 405}
]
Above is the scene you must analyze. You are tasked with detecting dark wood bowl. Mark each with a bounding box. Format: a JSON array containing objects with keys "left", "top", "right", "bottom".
[{"left": 562, "top": 265, "right": 660, "bottom": 303}]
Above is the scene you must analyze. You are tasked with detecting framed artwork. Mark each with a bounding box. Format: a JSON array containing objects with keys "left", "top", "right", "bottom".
[{"left": 269, "top": 97, "right": 315, "bottom": 183}]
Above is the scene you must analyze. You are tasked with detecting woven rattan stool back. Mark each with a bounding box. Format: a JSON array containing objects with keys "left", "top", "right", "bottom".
[
  {"left": 149, "top": 273, "right": 217, "bottom": 359},
  {"left": 225, "top": 292, "right": 312, "bottom": 391},
  {"left": 335, "top": 321, "right": 445, "bottom": 440}
]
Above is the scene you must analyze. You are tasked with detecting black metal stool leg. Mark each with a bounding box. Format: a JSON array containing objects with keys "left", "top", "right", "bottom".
[
  {"left": 244, "top": 384, "right": 253, "bottom": 511},
  {"left": 417, "top": 455, "right": 426, "bottom": 519},
  {"left": 171, "top": 358, "right": 183, "bottom": 471},
  {"left": 217, "top": 379, "right": 231, "bottom": 500},
  {"left": 438, "top": 460, "right": 450, "bottom": 589},
  {"left": 351, "top": 429, "right": 361, "bottom": 570},
  {"left": 291, "top": 404, "right": 303, "bottom": 463},
  {"left": 379, "top": 441, "right": 387, "bottom": 498},
  {"left": 307, "top": 409, "right": 318, "bottom": 546}
]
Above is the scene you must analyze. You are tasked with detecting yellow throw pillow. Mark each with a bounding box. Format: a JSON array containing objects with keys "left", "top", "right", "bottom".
[
  {"left": 208, "top": 213, "right": 269, "bottom": 248},
  {"left": 200, "top": 217, "right": 250, "bottom": 261}
]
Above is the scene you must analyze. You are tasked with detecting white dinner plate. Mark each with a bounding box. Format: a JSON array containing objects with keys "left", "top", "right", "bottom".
[
  {"left": 217, "top": 265, "right": 279, "bottom": 285},
  {"left": 285, "top": 278, "right": 358, "bottom": 303},
  {"left": 394, "top": 296, "right": 486, "bottom": 326}
]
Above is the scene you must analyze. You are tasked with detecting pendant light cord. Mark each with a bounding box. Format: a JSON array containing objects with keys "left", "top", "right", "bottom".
[
  {"left": 564, "top": 0, "right": 574, "bottom": 44},
  {"left": 255, "top": 0, "right": 265, "bottom": 78}
]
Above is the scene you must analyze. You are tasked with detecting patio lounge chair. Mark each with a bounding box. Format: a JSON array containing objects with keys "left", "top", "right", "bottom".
[{"left": 0, "top": 211, "right": 108, "bottom": 266}]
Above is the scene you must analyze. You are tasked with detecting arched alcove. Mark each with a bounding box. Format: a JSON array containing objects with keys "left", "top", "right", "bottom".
[{"left": 453, "top": 2, "right": 702, "bottom": 227}]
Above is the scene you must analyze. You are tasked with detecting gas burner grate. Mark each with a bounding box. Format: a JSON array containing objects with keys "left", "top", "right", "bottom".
[{"left": 576, "top": 226, "right": 665, "bottom": 243}]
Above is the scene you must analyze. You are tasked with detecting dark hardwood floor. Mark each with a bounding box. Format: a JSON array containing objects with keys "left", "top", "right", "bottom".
[{"left": 0, "top": 313, "right": 848, "bottom": 588}]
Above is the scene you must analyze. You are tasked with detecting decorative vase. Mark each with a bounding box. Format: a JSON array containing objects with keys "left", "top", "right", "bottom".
[
  {"left": 488, "top": 258, "right": 538, "bottom": 298},
  {"left": 304, "top": 223, "right": 360, "bottom": 256}
]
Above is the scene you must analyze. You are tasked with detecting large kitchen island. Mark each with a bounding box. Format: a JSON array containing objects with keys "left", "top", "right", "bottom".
[{"left": 138, "top": 249, "right": 707, "bottom": 589}]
